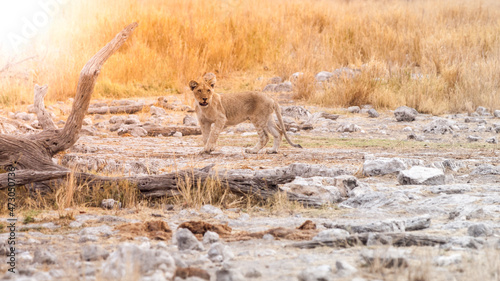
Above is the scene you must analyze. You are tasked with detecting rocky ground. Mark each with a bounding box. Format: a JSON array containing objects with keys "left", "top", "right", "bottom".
[{"left": 1, "top": 92, "right": 500, "bottom": 281}]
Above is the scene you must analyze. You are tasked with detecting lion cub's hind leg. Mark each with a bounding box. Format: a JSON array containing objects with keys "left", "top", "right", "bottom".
[
  {"left": 266, "top": 118, "right": 283, "bottom": 154},
  {"left": 245, "top": 119, "right": 269, "bottom": 154}
]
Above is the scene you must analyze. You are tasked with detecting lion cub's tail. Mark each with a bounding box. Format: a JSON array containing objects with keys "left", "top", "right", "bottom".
[{"left": 274, "top": 102, "right": 303, "bottom": 149}]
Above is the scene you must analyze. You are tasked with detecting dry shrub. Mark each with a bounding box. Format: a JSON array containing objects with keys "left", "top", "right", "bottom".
[
  {"left": 293, "top": 72, "right": 316, "bottom": 100},
  {"left": 173, "top": 171, "right": 233, "bottom": 208}
]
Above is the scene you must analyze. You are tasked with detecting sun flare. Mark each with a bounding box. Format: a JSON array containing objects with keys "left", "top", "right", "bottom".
[{"left": 0, "top": 0, "right": 49, "bottom": 55}]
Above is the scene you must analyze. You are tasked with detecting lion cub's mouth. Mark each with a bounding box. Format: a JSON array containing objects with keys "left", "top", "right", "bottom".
[{"left": 199, "top": 102, "right": 209, "bottom": 107}]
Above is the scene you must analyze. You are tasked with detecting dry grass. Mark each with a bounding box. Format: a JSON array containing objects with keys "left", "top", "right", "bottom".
[
  {"left": 0, "top": 0, "right": 498, "bottom": 114},
  {"left": 360, "top": 247, "right": 500, "bottom": 281},
  {"left": 0, "top": 172, "right": 140, "bottom": 215}
]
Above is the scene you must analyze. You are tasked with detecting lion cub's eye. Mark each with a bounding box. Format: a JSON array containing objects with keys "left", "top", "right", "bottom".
[
  {"left": 210, "top": 84, "right": 215, "bottom": 88},
  {"left": 207, "top": 89, "right": 211, "bottom": 93},
  {"left": 197, "top": 89, "right": 202, "bottom": 93}
]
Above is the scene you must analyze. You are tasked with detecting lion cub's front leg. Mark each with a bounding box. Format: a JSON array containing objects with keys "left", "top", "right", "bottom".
[
  {"left": 199, "top": 120, "right": 211, "bottom": 146},
  {"left": 201, "top": 117, "right": 226, "bottom": 154}
]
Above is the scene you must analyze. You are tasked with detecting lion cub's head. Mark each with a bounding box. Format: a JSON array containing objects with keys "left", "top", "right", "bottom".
[{"left": 189, "top": 73, "right": 216, "bottom": 107}]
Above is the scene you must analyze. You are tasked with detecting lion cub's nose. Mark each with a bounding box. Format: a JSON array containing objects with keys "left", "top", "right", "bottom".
[{"left": 202, "top": 98, "right": 207, "bottom": 101}]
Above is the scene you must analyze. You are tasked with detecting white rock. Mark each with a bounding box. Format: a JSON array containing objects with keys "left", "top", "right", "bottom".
[
  {"left": 298, "top": 265, "right": 333, "bottom": 281},
  {"left": 109, "top": 116, "right": 125, "bottom": 124},
  {"left": 183, "top": 115, "right": 198, "bottom": 126},
  {"left": 423, "top": 118, "right": 456, "bottom": 134},
  {"left": 476, "top": 106, "right": 489, "bottom": 116},
  {"left": 216, "top": 268, "right": 245, "bottom": 281},
  {"left": 130, "top": 127, "right": 148, "bottom": 137},
  {"left": 467, "top": 135, "right": 480, "bottom": 142},
  {"left": 203, "top": 231, "right": 220, "bottom": 244},
  {"left": 208, "top": 242, "right": 234, "bottom": 263},
  {"left": 79, "top": 235, "right": 99, "bottom": 243},
  {"left": 347, "top": 106, "right": 360, "bottom": 113},
  {"left": 433, "top": 254, "right": 462, "bottom": 266},
  {"left": 101, "top": 199, "right": 121, "bottom": 209},
  {"left": 335, "top": 260, "right": 358, "bottom": 277},
  {"left": 337, "top": 123, "right": 360, "bottom": 133},
  {"left": 101, "top": 243, "right": 175, "bottom": 280},
  {"left": 176, "top": 228, "right": 204, "bottom": 251},
  {"left": 78, "top": 225, "right": 113, "bottom": 236},
  {"left": 34, "top": 249, "right": 57, "bottom": 264},
  {"left": 486, "top": 136, "right": 497, "bottom": 144},
  {"left": 398, "top": 166, "right": 445, "bottom": 185},
  {"left": 313, "top": 229, "right": 350, "bottom": 241},
  {"left": 315, "top": 71, "right": 334, "bottom": 82},
  {"left": 150, "top": 105, "right": 166, "bottom": 116},
  {"left": 81, "top": 245, "right": 109, "bottom": 261},
  {"left": 363, "top": 158, "right": 406, "bottom": 176},
  {"left": 367, "top": 108, "right": 379, "bottom": 118},
  {"left": 125, "top": 116, "right": 140, "bottom": 125},
  {"left": 394, "top": 106, "right": 418, "bottom": 122},
  {"left": 280, "top": 176, "right": 345, "bottom": 203},
  {"left": 173, "top": 131, "right": 183, "bottom": 138},
  {"left": 467, "top": 223, "right": 493, "bottom": 237},
  {"left": 83, "top": 117, "right": 92, "bottom": 126},
  {"left": 361, "top": 247, "right": 409, "bottom": 268},
  {"left": 200, "top": 204, "right": 223, "bottom": 215},
  {"left": 289, "top": 72, "right": 304, "bottom": 81}
]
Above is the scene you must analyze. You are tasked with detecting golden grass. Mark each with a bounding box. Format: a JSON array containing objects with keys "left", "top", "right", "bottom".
[{"left": 0, "top": 0, "right": 499, "bottom": 114}]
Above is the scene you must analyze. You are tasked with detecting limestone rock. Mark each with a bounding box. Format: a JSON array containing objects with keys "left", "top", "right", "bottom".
[
  {"left": 101, "top": 243, "right": 175, "bottom": 280},
  {"left": 368, "top": 108, "right": 379, "bottom": 118},
  {"left": 130, "top": 127, "right": 148, "bottom": 137},
  {"left": 363, "top": 158, "right": 406, "bottom": 176},
  {"left": 176, "top": 228, "right": 204, "bottom": 251},
  {"left": 423, "top": 118, "right": 456, "bottom": 134},
  {"left": 394, "top": 106, "right": 418, "bottom": 122},
  {"left": 398, "top": 166, "right": 445, "bottom": 185},
  {"left": 297, "top": 265, "right": 334, "bottom": 281},
  {"left": 467, "top": 224, "right": 493, "bottom": 237},
  {"left": 81, "top": 245, "right": 109, "bottom": 261}
]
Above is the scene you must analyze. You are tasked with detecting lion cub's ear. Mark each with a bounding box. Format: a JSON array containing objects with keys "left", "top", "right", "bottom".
[
  {"left": 203, "top": 73, "right": 216, "bottom": 88},
  {"left": 189, "top": 80, "right": 199, "bottom": 91}
]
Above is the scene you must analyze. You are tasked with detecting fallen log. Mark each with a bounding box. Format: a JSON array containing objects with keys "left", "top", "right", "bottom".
[
  {"left": 325, "top": 216, "right": 431, "bottom": 233},
  {"left": 143, "top": 125, "right": 201, "bottom": 136},
  {"left": 87, "top": 103, "right": 144, "bottom": 114},
  {"left": 289, "top": 232, "right": 448, "bottom": 249},
  {"left": 1, "top": 167, "right": 322, "bottom": 207}
]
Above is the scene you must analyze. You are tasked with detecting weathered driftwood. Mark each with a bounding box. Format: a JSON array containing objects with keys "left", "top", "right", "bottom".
[
  {"left": 143, "top": 125, "right": 201, "bottom": 136},
  {"left": 87, "top": 103, "right": 144, "bottom": 114},
  {"left": 0, "top": 23, "right": 138, "bottom": 172},
  {"left": 289, "top": 232, "right": 448, "bottom": 249},
  {"left": 319, "top": 112, "right": 339, "bottom": 120},
  {"left": 34, "top": 84, "right": 56, "bottom": 130},
  {"left": 327, "top": 216, "right": 431, "bottom": 233}
]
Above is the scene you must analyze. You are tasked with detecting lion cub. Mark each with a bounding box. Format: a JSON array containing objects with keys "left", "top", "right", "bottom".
[{"left": 189, "top": 73, "right": 302, "bottom": 154}]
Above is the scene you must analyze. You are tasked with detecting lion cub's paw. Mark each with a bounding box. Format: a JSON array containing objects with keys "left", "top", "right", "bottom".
[
  {"left": 265, "top": 149, "right": 278, "bottom": 154},
  {"left": 198, "top": 149, "right": 212, "bottom": 155},
  {"left": 244, "top": 148, "right": 259, "bottom": 154}
]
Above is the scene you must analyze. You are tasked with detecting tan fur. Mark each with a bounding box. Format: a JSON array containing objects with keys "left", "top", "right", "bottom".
[{"left": 189, "top": 73, "right": 302, "bottom": 154}]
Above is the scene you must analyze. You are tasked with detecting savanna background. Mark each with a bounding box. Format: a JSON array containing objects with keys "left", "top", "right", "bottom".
[{"left": 1, "top": 0, "right": 499, "bottom": 115}]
